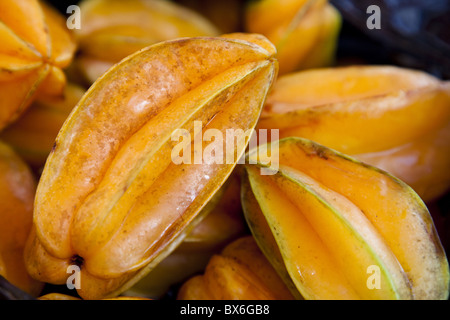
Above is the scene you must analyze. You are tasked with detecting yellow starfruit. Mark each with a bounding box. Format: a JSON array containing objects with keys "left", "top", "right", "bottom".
[
  {"left": 177, "top": 236, "right": 295, "bottom": 300},
  {"left": 245, "top": 0, "right": 341, "bottom": 75},
  {"left": 24, "top": 34, "right": 278, "bottom": 300},
  {"left": 242, "top": 137, "right": 450, "bottom": 300}
]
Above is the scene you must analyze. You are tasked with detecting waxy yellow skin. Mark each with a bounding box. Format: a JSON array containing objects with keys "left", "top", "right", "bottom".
[
  {"left": 127, "top": 173, "right": 246, "bottom": 298},
  {"left": 74, "top": 0, "right": 220, "bottom": 84},
  {"left": 0, "top": 0, "right": 76, "bottom": 131},
  {"left": 245, "top": 0, "right": 341, "bottom": 75},
  {"left": 24, "top": 34, "right": 278, "bottom": 299},
  {"left": 257, "top": 66, "right": 450, "bottom": 202},
  {"left": 177, "top": 236, "right": 294, "bottom": 300},
  {"left": 242, "top": 137, "right": 449, "bottom": 300},
  {"left": 0, "top": 141, "right": 43, "bottom": 296}
]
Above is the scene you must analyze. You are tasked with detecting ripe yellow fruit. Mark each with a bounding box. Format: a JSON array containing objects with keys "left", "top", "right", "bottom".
[
  {"left": 0, "top": 0, "right": 76, "bottom": 130},
  {"left": 177, "top": 236, "right": 295, "bottom": 300},
  {"left": 24, "top": 34, "right": 278, "bottom": 300},
  {"left": 245, "top": 0, "right": 341, "bottom": 75},
  {"left": 242, "top": 137, "right": 449, "bottom": 299}
]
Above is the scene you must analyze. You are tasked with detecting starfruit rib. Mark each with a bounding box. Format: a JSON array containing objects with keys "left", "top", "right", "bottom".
[
  {"left": 0, "top": 21, "right": 42, "bottom": 63},
  {"left": 0, "top": 64, "right": 50, "bottom": 130},
  {"left": 275, "top": 0, "right": 325, "bottom": 51},
  {"left": 0, "top": 0, "right": 49, "bottom": 58},
  {"left": 241, "top": 175, "right": 303, "bottom": 300},
  {"left": 246, "top": 137, "right": 450, "bottom": 300}
]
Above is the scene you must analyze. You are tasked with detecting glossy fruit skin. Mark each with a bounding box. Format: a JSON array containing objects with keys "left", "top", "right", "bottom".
[
  {"left": 177, "top": 236, "right": 295, "bottom": 300},
  {"left": 24, "top": 34, "right": 278, "bottom": 300},
  {"left": 73, "top": 0, "right": 220, "bottom": 84},
  {"left": 0, "top": 0, "right": 76, "bottom": 131},
  {"left": 127, "top": 173, "right": 246, "bottom": 299},
  {"left": 0, "top": 141, "right": 43, "bottom": 297},
  {"left": 257, "top": 65, "right": 450, "bottom": 202},
  {"left": 245, "top": 0, "right": 341, "bottom": 75},
  {"left": 242, "top": 137, "right": 449, "bottom": 300}
]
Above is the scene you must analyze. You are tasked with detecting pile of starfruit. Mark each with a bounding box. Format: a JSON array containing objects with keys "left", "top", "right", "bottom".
[{"left": 0, "top": 0, "right": 448, "bottom": 301}]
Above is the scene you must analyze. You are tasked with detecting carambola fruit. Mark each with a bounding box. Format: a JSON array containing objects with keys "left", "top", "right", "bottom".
[
  {"left": 241, "top": 137, "right": 450, "bottom": 299},
  {"left": 0, "top": 0, "right": 76, "bottom": 131},
  {"left": 177, "top": 236, "right": 294, "bottom": 300},
  {"left": 24, "top": 33, "right": 278, "bottom": 300},
  {"left": 257, "top": 65, "right": 450, "bottom": 202},
  {"left": 245, "top": 0, "right": 341, "bottom": 75}
]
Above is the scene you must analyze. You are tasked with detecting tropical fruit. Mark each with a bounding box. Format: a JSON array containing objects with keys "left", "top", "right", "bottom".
[
  {"left": 245, "top": 0, "right": 341, "bottom": 75},
  {"left": 242, "top": 137, "right": 450, "bottom": 300},
  {"left": 177, "top": 236, "right": 294, "bottom": 300},
  {"left": 24, "top": 33, "right": 278, "bottom": 300},
  {"left": 0, "top": 0, "right": 76, "bottom": 131},
  {"left": 257, "top": 66, "right": 450, "bottom": 202}
]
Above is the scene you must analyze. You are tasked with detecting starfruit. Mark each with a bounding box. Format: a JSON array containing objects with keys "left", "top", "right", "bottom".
[
  {"left": 0, "top": 83, "right": 85, "bottom": 169},
  {"left": 127, "top": 173, "right": 246, "bottom": 298},
  {"left": 177, "top": 236, "right": 294, "bottom": 300},
  {"left": 74, "top": 0, "right": 220, "bottom": 84},
  {"left": 257, "top": 65, "right": 450, "bottom": 202},
  {"left": 245, "top": 0, "right": 341, "bottom": 75},
  {"left": 24, "top": 33, "right": 278, "bottom": 300},
  {"left": 242, "top": 137, "right": 450, "bottom": 300},
  {"left": 0, "top": 141, "right": 43, "bottom": 297},
  {"left": 0, "top": 0, "right": 76, "bottom": 131}
]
